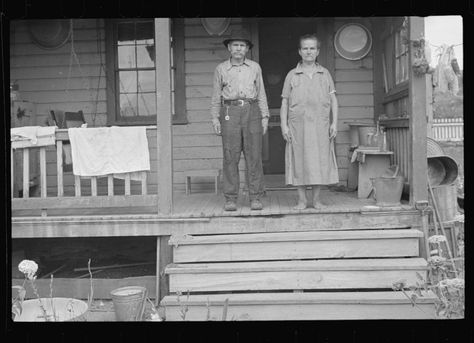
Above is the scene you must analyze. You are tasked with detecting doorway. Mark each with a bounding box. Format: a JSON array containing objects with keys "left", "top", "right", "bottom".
[{"left": 258, "top": 18, "right": 323, "bottom": 188}]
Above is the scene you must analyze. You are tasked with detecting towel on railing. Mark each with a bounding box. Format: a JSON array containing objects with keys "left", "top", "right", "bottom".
[
  {"left": 68, "top": 127, "right": 150, "bottom": 178},
  {"left": 11, "top": 126, "right": 56, "bottom": 146}
]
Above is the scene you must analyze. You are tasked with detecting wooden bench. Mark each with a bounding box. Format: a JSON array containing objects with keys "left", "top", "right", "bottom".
[{"left": 184, "top": 169, "right": 221, "bottom": 195}]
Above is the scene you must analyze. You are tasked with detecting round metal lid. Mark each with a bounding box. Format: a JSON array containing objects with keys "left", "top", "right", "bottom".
[
  {"left": 334, "top": 23, "right": 372, "bottom": 60},
  {"left": 28, "top": 20, "right": 71, "bottom": 50}
]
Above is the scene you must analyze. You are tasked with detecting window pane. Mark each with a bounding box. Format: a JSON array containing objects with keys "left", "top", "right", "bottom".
[
  {"left": 138, "top": 93, "right": 156, "bottom": 116},
  {"left": 120, "top": 94, "right": 138, "bottom": 116},
  {"left": 118, "top": 45, "right": 136, "bottom": 68},
  {"left": 117, "top": 22, "right": 136, "bottom": 45},
  {"left": 138, "top": 70, "right": 155, "bottom": 92},
  {"left": 135, "top": 21, "right": 154, "bottom": 43},
  {"left": 137, "top": 45, "right": 155, "bottom": 68},
  {"left": 119, "top": 71, "right": 137, "bottom": 93}
]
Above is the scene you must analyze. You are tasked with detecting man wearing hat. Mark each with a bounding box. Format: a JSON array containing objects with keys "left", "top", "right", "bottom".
[{"left": 210, "top": 28, "right": 270, "bottom": 211}]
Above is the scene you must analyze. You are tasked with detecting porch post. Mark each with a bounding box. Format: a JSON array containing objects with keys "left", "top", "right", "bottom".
[
  {"left": 155, "top": 18, "right": 173, "bottom": 215},
  {"left": 407, "top": 17, "right": 428, "bottom": 205}
]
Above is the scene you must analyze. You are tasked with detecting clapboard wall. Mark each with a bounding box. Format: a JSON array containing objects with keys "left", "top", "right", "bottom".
[
  {"left": 332, "top": 18, "right": 375, "bottom": 183},
  {"left": 10, "top": 18, "right": 375, "bottom": 196},
  {"left": 10, "top": 19, "right": 158, "bottom": 196}
]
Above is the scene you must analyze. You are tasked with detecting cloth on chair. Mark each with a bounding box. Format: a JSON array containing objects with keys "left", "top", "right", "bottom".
[
  {"left": 68, "top": 126, "right": 150, "bottom": 178},
  {"left": 11, "top": 126, "right": 56, "bottom": 146}
]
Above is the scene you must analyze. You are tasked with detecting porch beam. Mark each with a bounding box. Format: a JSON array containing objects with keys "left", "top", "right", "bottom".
[
  {"left": 155, "top": 18, "right": 173, "bottom": 215},
  {"left": 407, "top": 17, "right": 428, "bottom": 205}
]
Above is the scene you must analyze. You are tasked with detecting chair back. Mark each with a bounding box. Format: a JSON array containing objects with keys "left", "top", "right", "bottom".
[{"left": 50, "top": 110, "right": 85, "bottom": 128}]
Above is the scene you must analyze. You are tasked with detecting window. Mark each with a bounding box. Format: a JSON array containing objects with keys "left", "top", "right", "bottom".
[
  {"left": 394, "top": 29, "right": 409, "bottom": 84},
  {"left": 106, "top": 19, "right": 186, "bottom": 125}
]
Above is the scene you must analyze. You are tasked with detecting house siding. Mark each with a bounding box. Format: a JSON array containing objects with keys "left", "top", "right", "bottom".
[
  {"left": 10, "top": 18, "right": 375, "bottom": 195},
  {"left": 333, "top": 18, "right": 375, "bottom": 183}
]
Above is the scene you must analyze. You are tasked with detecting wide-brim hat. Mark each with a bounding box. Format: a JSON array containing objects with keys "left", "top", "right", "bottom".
[{"left": 223, "top": 28, "right": 253, "bottom": 49}]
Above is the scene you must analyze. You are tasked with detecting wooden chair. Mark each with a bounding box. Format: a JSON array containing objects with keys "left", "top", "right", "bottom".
[
  {"left": 50, "top": 110, "right": 86, "bottom": 129},
  {"left": 49, "top": 110, "right": 86, "bottom": 172}
]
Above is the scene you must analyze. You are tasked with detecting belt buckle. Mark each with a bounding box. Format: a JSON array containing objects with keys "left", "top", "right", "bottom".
[{"left": 237, "top": 99, "right": 244, "bottom": 106}]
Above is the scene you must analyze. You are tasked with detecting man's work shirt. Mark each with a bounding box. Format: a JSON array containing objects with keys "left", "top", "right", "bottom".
[{"left": 210, "top": 58, "right": 270, "bottom": 121}]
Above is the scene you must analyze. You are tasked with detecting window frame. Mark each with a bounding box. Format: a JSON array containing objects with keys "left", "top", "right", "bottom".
[
  {"left": 105, "top": 18, "right": 187, "bottom": 126},
  {"left": 382, "top": 25, "right": 409, "bottom": 98}
]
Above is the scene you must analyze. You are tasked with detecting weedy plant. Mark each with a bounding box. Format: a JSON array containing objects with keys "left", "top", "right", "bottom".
[{"left": 392, "top": 215, "right": 464, "bottom": 319}]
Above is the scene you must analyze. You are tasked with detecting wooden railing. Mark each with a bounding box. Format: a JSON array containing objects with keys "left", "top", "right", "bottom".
[
  {"left": 432, "top": 118, "right": 463, "bottom": 141},
  {"left": 11, "top": 129, "right": 157, "bottom": 213}
]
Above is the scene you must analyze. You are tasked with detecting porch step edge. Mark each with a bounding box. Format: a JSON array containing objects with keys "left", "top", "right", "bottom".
[
  {"left": 169, "top": 229, "right": 423, "bottom": 246},
  {"left": 165, "top": 258, "right": 428, "bottom": 274}
]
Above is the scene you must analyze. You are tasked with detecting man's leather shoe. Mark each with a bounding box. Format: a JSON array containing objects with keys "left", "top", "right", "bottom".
[
  {"left": 250, "top": 199, "right": 263, "bottom": 210},
  {"left": 224, "top": 200, "right": 237, "bottom": 211}
]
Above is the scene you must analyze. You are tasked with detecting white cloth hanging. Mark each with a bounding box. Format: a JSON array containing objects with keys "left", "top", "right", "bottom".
[{"left": 68, "top": 126, "right": 150, "bottom": 178}]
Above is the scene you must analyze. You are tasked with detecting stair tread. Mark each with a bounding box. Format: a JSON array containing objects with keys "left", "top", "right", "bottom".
[
  {"left": 161, "top": 290, "right": 438, "bottom": 306},
  {"left": 166, "top": 258, "right": 427, "bottom": 273},
  {"left": 169, "top": 229, "right": 423, "bottom": 246}
]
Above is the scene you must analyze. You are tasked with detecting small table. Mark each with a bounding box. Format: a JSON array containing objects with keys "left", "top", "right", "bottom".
[
  {"left": 184, "top": 169, "right": 221, "bottom": 195},
  {"left": 352, "top": 149, "right": 394, "bottom": 198}
]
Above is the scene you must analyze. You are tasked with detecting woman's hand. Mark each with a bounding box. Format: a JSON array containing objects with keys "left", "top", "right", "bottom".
[
  {"left": 281, "top": 124, "right": 291, "bottom": 142},
  {"left": 329, "top": 123, "right": 337, "bottom": 139},
  {"left": 262, "top": 117, "right": 269, "bottom": 135}
]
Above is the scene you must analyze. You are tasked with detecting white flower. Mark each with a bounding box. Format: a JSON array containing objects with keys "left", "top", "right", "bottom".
[
  {"left": 428, "top": 235, "right": 447, "bottom": 244},
  {"left": 18, "top": 259, "right": 38, "bottom": 280},
  {"left": 428, "top": 256, "right": 446, "bottom": 266},
  {"left": 149, "top": 312, "right": 162, "bottom": 321}
]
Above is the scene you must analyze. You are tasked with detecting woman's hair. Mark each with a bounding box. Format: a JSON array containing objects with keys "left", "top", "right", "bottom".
[{"left": 299, "top": 34, "right": 321, "bottom": 49}]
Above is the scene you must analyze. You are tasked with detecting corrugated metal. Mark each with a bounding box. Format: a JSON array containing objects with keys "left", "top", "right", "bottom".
[{"left": 386, "top": 127, "right": 410, "bottom": 181}]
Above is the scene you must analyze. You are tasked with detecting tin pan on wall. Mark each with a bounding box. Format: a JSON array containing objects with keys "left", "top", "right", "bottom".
[
  {"left": 428, "top": 156, "right": 458, "bottom": 186},
  {"left": 334, "top": 23, "right": 372, "bottom": 60}
]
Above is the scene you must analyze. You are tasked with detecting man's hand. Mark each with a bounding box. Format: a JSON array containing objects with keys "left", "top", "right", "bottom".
[
  {"left": 329, "top": 123, "right": 337, "bottom": 139},
  {"left": 262, "top": 118, "right": 269, "bottom": 135},
  {"left": 281, "top": 124, "right": 291, "bottom": 142},
  {"left": 212, "top": 118, "right": 221, "bottom": 135}
]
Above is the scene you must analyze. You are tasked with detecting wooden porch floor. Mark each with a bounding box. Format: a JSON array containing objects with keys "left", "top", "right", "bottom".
[{"left": 12, "top": 189, "right": 411, "bottom": 218}]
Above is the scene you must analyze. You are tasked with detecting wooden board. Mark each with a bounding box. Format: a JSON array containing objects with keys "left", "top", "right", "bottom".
[
  {"left": 12, "top": 209, "right": 420, "bottom": 239},
  {"left": 12, "top": 276, "right": 156, "bottom": 300},
  {"left": 170, "top": 229, "right": 422, "bottom": 262},
  {"left": 161, "top": 291, "right": 437, "bottom": 320},
  {"left": 167, "top": 258, "right": 427, "bottom": 292}
]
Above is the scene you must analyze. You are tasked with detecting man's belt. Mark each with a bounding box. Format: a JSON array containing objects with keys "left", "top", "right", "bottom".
[{"left": 222, "top": 99, "right": 256, "bottom": 106}]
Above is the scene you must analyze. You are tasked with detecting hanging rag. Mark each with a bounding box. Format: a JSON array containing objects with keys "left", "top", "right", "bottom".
[
  {"left": 68, "top": 126, "right": 150, "bottom": 178},
  {"left": 11, "top": 126, "right": 57, "bottom": 146},
  {"left": 433, "top": 44, "right": 459, "bottom": 95}
]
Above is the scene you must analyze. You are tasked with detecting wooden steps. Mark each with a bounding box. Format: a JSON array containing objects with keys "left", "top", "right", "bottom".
[
  {"left": 161, "top": 291, "right": 438, "bottom": 320},
  {"left": 161, "top": 227, "right": 436, "bottom": 320},
  {"left": 166, "top": 258, "right": 427, "bottom": 292},
  {"left": 170, "top": 229, "right": 423, "bottom": 262}
]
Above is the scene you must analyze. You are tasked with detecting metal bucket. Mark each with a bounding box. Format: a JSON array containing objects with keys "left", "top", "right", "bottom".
[
  {"left": 357, "top": 125, "right": 376, "bottom": 146},
  {"left": 371, "top": 176, "right": 404, "bottom": 206},
  {"left": 110, "top": 286, "right": 147, "bottom": 321},
  {"left": 430, "top": 184, "right": 459, "bottom": 222},
  {"left": 346, "top": 121, "right": 374, "bottom": 147}
]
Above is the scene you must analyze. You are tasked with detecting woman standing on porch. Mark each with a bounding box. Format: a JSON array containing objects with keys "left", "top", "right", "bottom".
[{"left": 280, "top": 34, "right": 339, "bottom": 209}]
